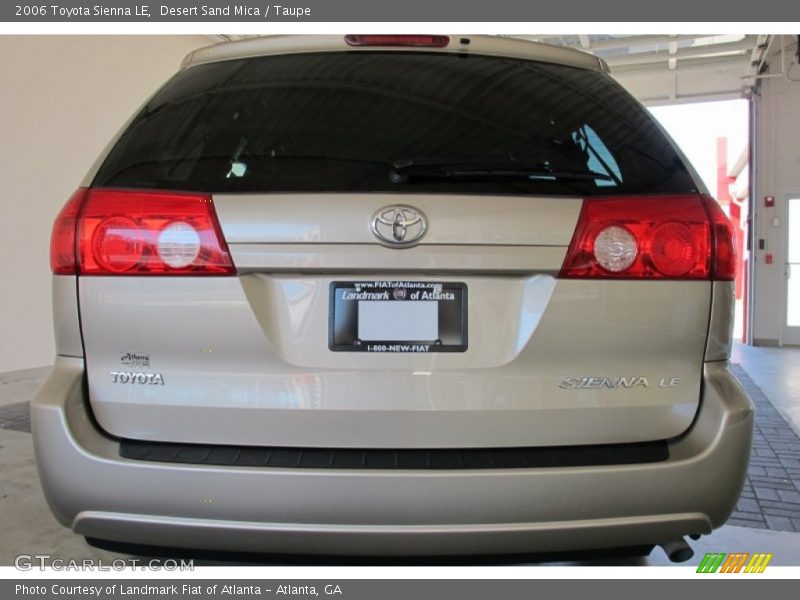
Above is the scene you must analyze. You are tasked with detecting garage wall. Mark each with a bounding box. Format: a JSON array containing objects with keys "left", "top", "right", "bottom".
[
  {"left": 752, "top": 58, "right": 800, "bottom": 345},
  {"left": 0, "top": 35, "right": 208, "bottom": 373}
]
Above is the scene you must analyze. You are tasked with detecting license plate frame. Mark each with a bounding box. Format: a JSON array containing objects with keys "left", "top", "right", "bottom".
[{"left": 329, "top": 281, "right": 468, "bottom": 353}]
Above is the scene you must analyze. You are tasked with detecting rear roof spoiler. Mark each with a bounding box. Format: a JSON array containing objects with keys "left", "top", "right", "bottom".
[{"left": 181, "top": 34, "right": 607, "bottom": 73}]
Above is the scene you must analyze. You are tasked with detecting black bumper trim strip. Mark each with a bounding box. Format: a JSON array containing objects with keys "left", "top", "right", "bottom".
[{"left": 120, "top": 439, "right": 668, "bottom": 470}]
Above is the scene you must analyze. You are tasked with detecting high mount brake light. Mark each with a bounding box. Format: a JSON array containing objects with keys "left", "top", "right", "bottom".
[
  {"left": 50, "top": 189, "right": 235, "bottom": 276},
  {"left": 558, "top": 195, "right": 736, "bottom": 281},
  {"left": 344, "top": 35, "right": 450, "bottom": 48}
]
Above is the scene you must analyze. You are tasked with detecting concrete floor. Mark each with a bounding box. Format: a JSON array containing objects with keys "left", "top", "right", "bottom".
[
  {"left": 1, "top": 347, "right": 799, "bottom": 567},
  {"left": 733, "top": 342, "right": 800, "bottom": 437}
]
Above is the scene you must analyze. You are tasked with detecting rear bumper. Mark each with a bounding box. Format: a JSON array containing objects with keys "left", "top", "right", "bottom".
[{"left": 32, "top": 356, "right": 752, "bottom": 556}]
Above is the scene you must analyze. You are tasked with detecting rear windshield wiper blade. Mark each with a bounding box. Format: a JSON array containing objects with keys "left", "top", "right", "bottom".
[{"left": 389, "top": 157, "right": 611, "bottom": 184}]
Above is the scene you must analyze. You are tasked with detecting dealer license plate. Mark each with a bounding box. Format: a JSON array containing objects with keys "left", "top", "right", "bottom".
[{"left": 329, "top": 281, "right": 467, "bottom": 352}]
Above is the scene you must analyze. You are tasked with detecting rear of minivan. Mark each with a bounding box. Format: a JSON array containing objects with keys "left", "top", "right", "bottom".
[{"left": 33, "top": 35, "right": 752, "bottom": 558}]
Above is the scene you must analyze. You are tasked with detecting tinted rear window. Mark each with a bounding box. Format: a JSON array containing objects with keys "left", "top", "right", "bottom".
[{"left": 94, "top": 51, "right": 699, "bottom": 196}]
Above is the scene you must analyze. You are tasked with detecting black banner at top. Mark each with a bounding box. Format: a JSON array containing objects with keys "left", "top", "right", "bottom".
[{"left": 1, "top": 0, "right": 790, "bottom": 22}]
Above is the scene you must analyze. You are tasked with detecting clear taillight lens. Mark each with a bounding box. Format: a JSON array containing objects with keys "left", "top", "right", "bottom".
[
  {"left": 50, "top": 188, "right": 235, "bottom": 276},
  {"left": 593, "top": 225, "right": 638, "bottom": 273},
  {"left": 157, "top": 221, "right": 202, "bottom": 269}
]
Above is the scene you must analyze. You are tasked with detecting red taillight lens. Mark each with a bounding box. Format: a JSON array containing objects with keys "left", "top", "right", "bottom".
[
  {"left": 50, "top": 189, "right": 87, "bottom": 275},
  {"left": 91, "top": 216, "right": 145, "bottom": 273},
  {"left": 649, "top": 222, "right": 698, "bottom": 277},
  {"left": 703, "top": 195, "right": 737, "bottom": 281},
  {"left": 345, "top": 35, "right": 450, "bottom": 48},
  {"left": 559, "top": 195, "right": 735, "bottom": 280},
  {"left": 50, "top": 188, "right": 235, "bottom": 276}
]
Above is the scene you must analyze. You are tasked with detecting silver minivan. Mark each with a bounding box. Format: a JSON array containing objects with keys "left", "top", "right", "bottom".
[{"left": 34, "top": 34, "right": 752, "bottom": 560}]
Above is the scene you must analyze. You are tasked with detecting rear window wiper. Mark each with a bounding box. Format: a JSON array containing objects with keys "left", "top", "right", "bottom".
[{"left": 389, "top": 157, "right": 612, "bottom": 184}]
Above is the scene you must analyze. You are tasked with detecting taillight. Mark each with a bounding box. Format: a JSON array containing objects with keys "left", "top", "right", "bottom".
[
  {"left": 49, "top": 188, "right": 235, "bottom": 276},
  {"left": 559, "top": 195, "right": 736, "bottom": 281},
  {"left": 703, "top": 195, "right": 737, "bottom": 280},
  {"left": 50, "top": 189, "right": 87, "bottom": 275},
  {"left": 345, "top": 35, "right": 450, "bottom": 48}
]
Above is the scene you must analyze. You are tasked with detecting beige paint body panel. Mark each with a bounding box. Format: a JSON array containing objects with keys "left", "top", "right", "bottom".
[
  {"left": 80, "top": 194, "right": 711, "bottom": 448},
  {"left": 214, "top": 194, "right": 582, "bottom": 246},
  {"left": 32, "top": 357, "right": 752, "bottom": 554},
  {"left": 52, "top": 276, "right": 83, "bottom": 358},
  {"left": 706, "top": 281, "right": 735, "bottom": 361},
  {"left": 79, "top": 193, "right": 712, "bottom": 447},
  {"left": 230, "top": 244, "right": 568, "bottom": 274},
  {"left": 79, "top": 272, "right": 710, "bottom": 448}
]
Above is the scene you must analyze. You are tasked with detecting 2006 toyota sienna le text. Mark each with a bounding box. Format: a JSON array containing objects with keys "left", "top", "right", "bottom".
[{"left": 33, "top": 35, "right": 753, "bottom": 560}]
